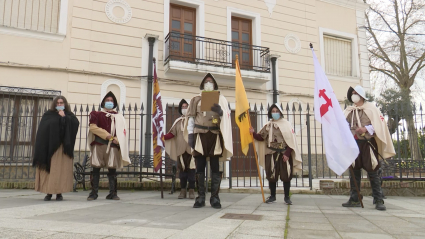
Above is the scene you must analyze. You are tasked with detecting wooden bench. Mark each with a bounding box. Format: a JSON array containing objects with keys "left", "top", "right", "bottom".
[{"left": 73, "top": 154, "right": 177, "bottom": 194}]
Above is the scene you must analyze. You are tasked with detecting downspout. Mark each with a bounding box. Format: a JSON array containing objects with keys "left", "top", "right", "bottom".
[
  {"left": 144, "top": 36, "right": 156, "bottom": 162},
  {"left": 270, "top": 54, "right": 280, "bottom": 103}
]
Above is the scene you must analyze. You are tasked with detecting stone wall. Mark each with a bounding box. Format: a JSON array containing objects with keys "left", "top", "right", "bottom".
[{"left": 320, "top": 180, "right": 425, "bottom": 197}]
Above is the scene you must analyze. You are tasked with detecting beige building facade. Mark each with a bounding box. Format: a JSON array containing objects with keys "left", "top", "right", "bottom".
[{"left": 0, "top": 0, "right": 370, "bottom": 161}]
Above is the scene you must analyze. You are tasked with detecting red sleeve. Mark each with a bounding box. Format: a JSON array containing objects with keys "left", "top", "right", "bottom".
[
  {"left": 89, "top": 112, "right": 98, "bottom": 125},
  {"left": 284, "top": 147, "right": 293, "bottom": 158},
  {"left": 253, "top": 132, "right": 264, "bottom": 141},
  {"left": 164, "top": 132, "right": 175, "bottom": 140}
]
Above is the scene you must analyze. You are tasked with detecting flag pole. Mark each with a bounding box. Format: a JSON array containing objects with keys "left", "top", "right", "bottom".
[
  {"left": 349, "top": 166, "right": 364, "bottom": 208},
  {"left": 247, "top": 109, "right": 266, "bottom": 203}
]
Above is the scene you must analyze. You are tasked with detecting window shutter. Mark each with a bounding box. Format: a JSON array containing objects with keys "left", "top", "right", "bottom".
[{"left": 324, "top": 35, "right": 352, "bottom": 77}]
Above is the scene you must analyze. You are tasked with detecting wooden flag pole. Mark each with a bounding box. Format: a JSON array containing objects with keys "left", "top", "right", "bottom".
[{"left": 247, "top": 110, "right": 266, "bottom": 203}]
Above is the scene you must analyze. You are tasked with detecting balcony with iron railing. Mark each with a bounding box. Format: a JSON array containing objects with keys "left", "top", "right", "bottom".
[{"left": 164, "top": 32, "right": 271, "bottom": 83}]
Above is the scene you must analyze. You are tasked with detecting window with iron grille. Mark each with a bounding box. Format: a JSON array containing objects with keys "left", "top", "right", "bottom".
[
  {"left": 0, "top": 0, "right": 61, "bottom": 34},
  {"left": 323, "top": 35, "right": 352, "bottom": 77},
  {"left": 0, "top": 87, "right": 59, "bottom": 162}
]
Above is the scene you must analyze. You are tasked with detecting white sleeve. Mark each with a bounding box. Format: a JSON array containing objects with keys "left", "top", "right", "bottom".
[
  {"left": 188, "top": 117, "right": 195, "bottom": 134},
  {"left": 365, "top": 125, "right": 375, "bottom": 135}
]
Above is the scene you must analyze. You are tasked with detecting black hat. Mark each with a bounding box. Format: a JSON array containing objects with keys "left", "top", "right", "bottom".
[
  {"left": 178, "top": 99, "right": 188, "bottom": 115},
  {"left": 268, "top": 103, "right": 284, "bottom": 119},
  {"left": 199, "top": 73, "right": 218, "bottom": 90},
  {"left": 101, "top": 91, "right": 118, "bottom": 109}
]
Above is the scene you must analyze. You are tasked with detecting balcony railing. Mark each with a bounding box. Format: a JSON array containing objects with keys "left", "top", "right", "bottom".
[
  {"left": 0, "top": 0, "right": 61, "bottom": 34},
  {"left": 164, "top": 32, "right": 270, "bottom": 73}
]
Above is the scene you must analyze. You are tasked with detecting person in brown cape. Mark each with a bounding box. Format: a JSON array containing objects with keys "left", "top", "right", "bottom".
[
  {"left": 164, "top": 99, "right": 195, "bottom": 199},
  {"left": 33, "top": 96, "right": 79, "bottom": 201},
  {"left": 86, "top": 91, "right": 131, "bottom": 201},
  {"left": 250, "top": 104, "right": 302, "bottom": 205},
  {"left": 184, "top": 73, "right": 233, "bottom": 209},
  {"left": 342, "top": 85, "right": 395, "bottom": 210}
]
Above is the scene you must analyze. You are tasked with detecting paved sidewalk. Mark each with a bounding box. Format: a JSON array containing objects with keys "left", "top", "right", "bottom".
[{"left": 0, "top": 189, "right": 424, "bottom": 239}]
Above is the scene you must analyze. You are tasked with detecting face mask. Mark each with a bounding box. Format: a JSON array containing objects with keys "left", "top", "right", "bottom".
[
  {"left": 204, "top": 82, "right": 214, "bottom": 92},
  {"left": 271, "top": 113, "right": 281, "bottom": 120},
  {"left": 56, "top": 106, "right": 65, "bottom": 111},
  {"left": 351, "top": 94, "right": 361, "bottom": 104},
  {"left": 181, "top": 109, "right": 188, "bottom": 115},
  {"left": 104, "top": 102, "right": 114, "bottom": 109}
]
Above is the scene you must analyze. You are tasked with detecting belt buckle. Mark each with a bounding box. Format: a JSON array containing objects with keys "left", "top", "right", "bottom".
[{"left": 278, "top": 143, "right": 283, "bottom": 149}]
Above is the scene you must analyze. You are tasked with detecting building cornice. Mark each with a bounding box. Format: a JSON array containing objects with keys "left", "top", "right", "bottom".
[{"left": 317, "top": 0, "right": 369, "bottom": 11}]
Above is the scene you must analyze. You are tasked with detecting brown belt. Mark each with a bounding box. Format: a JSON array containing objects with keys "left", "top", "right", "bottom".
[{"left": 194, "top": 124, "right": 220, "bottom": 131}]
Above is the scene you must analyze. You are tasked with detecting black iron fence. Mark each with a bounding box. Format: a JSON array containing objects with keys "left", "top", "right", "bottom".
[
  {"left": 1, "top": 93, "right": 425, "bottom": 188},
  {"left": 164, "top": 32, "right": 270, "bottom": 72}
]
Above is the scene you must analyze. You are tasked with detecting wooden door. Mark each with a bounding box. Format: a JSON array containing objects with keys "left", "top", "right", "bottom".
[
  {"left": 231, "top": 17, "right": 252, "bottom": 70},
  {"left": 230, "top": 110, "right": 258, "bottom": 178},
  {"left": 170, "top": 4, "right": 196, "bottom": 62}
]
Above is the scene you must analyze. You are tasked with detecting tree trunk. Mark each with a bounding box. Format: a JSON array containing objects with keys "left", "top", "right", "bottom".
[{"left": 405, "top": 115, "right": 423, "bottom": 160}]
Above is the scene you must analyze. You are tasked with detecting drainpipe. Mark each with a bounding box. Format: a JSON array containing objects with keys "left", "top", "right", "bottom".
[
  {"left": 144, "top": 36, "right": 156, "bottom": 162},
  {"left": 270, "top": 54, "right": 280, "bottom": 104}
]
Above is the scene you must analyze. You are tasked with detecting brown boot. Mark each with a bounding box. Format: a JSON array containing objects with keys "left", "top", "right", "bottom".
[
  {"left": 188, "top": 189, "right": 195, "bottom": 199},
  {"left": 178, "top": 189, "right": 187, "bottom": 199}
]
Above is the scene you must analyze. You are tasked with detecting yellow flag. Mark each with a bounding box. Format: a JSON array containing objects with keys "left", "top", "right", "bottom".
[{"left": 235, "top": 56, "right": 253, "bottom": 155}]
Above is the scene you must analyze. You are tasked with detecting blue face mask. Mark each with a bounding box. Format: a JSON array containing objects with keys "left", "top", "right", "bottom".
[
  {"left": 104, "top": 102, "right": 114, "bottom": 109},
  {"left": 56, "top": 106, "right": 65, "bottom": 111},
  {"left": 271, "top": 113, "right": 281, "bottom": 120}
]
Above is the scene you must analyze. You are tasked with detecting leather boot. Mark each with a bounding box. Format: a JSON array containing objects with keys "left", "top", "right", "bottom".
[
  {"left": 210, "top": 172, "right": 223, "bottom": 209},
  {"left": 87, "top": 169, "right": 100, "bottom": 201},
  {"left": 369, "top": 171, "right": 386, "bottom": 211},
  {"left": 284, "top": 182, "right": 292, "bottom": 205},
  {"left": 178, "top": 189, "right": 187, "bottom": 199},
  {"left": 188, "top": 189, "right": 195, "bottom": 199},
  {"left": 266, "top": 182, "right": 276, "bottom": 203},
  {"left": 342, "top": 169, "right": 362, "bottom": 207},
  {"left": 193, "top": 172, "right": 206, "bottom": 208},
  {"left": 106, "top": 170, "right": 120, "bottom": 200}
]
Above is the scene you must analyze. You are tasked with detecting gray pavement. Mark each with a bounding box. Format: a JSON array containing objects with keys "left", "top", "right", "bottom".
[{"left": 0, "top": 189, "right": 424, "bottom": 239}]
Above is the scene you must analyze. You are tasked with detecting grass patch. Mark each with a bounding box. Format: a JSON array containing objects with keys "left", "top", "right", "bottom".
[{"left": 284, "top": 205, "right": 290, "bottom": 239}]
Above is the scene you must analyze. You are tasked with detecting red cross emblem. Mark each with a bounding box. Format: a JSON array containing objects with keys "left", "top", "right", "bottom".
[
  {"left": 123, "top": 129, "right": 126, "bottom": 136},
  {"left": 292, "top": 129, "right": 295, "bottom": 134},
  {"left": 319, "top": 89, "right": 333, "bottom": 117},
  {"left": 380, "top": 115, "right": 384, "bottom": 122}
]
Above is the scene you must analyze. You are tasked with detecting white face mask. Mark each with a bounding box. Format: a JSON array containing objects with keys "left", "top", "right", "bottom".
[
  {"left": 181, "top": 109, "right": 188, "bottom": 115},
  {"left": 352, "top": 94, "right": 361, "bottom": 104},
  {"left": 204, "top": 82, "right": 214, "bottom": 92}
]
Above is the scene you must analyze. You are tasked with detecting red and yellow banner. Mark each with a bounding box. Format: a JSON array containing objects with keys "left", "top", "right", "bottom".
[{"left": 152, "top": 62, "right": 165, "bottom": 172}]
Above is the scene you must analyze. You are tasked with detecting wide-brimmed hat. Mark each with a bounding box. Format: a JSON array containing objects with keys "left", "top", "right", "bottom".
[
  {"left": 178, "top": 99, "right": 188, "bottom": 115},
  {"left": 101, "top": 91, "right": 118, "bottom": 109},
  {"left": 199, "top": 73, "right": 218, "bottom": 90},
  {"left": 347, "top": 85, "right": 368, "bottom": 103},
  {"left": 268, "top": 103, "right": 284, "bottom": 119}
]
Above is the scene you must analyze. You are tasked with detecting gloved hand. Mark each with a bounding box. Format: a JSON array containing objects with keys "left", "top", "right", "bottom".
[
  {"left": 188, "top": 134, "right": 195, "bottom": 148},
  {"left": 211, "top": 103, "right": 223, "bottom": 116}
]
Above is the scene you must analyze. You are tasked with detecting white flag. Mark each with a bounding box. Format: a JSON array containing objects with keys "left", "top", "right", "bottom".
[{"left": 312, "top": 48, "right": 359, "bottom": 176}]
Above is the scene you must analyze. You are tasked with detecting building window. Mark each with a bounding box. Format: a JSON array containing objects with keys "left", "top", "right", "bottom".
[
  {"left": 323, "top": 35, "right": 352, "bottom": 77},
  {"left": 0, "top": 0, "right": 63, "bottom": 34},
  {"left": 169, "top": 4, "right": 196, "bottom": 62},
  {"left": 231, "top": 16, "right": 252, "bottom": 70},
  {"left": 0, "top": 87, "right": 59, "bottom": 162}
]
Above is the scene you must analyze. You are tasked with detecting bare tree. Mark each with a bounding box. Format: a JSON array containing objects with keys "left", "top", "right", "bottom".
[{"left": 364, "top": 0, "right": 425, "bottom": 160}]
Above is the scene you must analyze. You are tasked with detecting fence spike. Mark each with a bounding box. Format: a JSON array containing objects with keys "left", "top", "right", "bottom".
[
  {"left": 254, "top": 103, "right": 257, "bottom": 111},
  {"left": 44, "top": 106, "right": 48, "bottom": 113},
  {"left": 73, "top": 104, "right": 77, "bottom": 112},
  {"left": 128, "top": 103, "right": 132, "bottom": 111},
  {"left": 280, "top": 103, "right": 283, "bottom": 110},
  {"left": 298, "top": 103, "right": 302, "bottom": 112},
  {"left": 260, "top": 103, "right": 264, "bottom": 111},
  {"left": 26, "top": 105, "right": 30, "bottom": 113},
  {"left": 122, "top": 104, "right": 126, "bottom": 112},
  {"left": 267, "top": 103, "right": 270, "bottom": 111},
  {"left": 85, "top": 104, "right": 89, "bottom": 112},
  {"left": 420, "top": 103, "right": 423, "bottom": 112},
  {"left": 306, "top": 103, "right": 310, "bottom": 111},
  {"left": 116, "top": 104, "right": 120, "bottom": 112},
  {"left": 141, "top": 103, "right": 144, "bottom": 112},
  {"left": 79, "top": 104, "right": 83, "bottom": 112},
  {"left": 98, "top": 104, "right": 101, "bottom": 111},
  {"left": 92, "top": 104, "right": 95, "bottom": 112},
  {"left": 286, "top": 103, "right": 290, "bottom": 111},
  {"left": 134, "top": 103, "right": 138, "bottom": 111}
]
